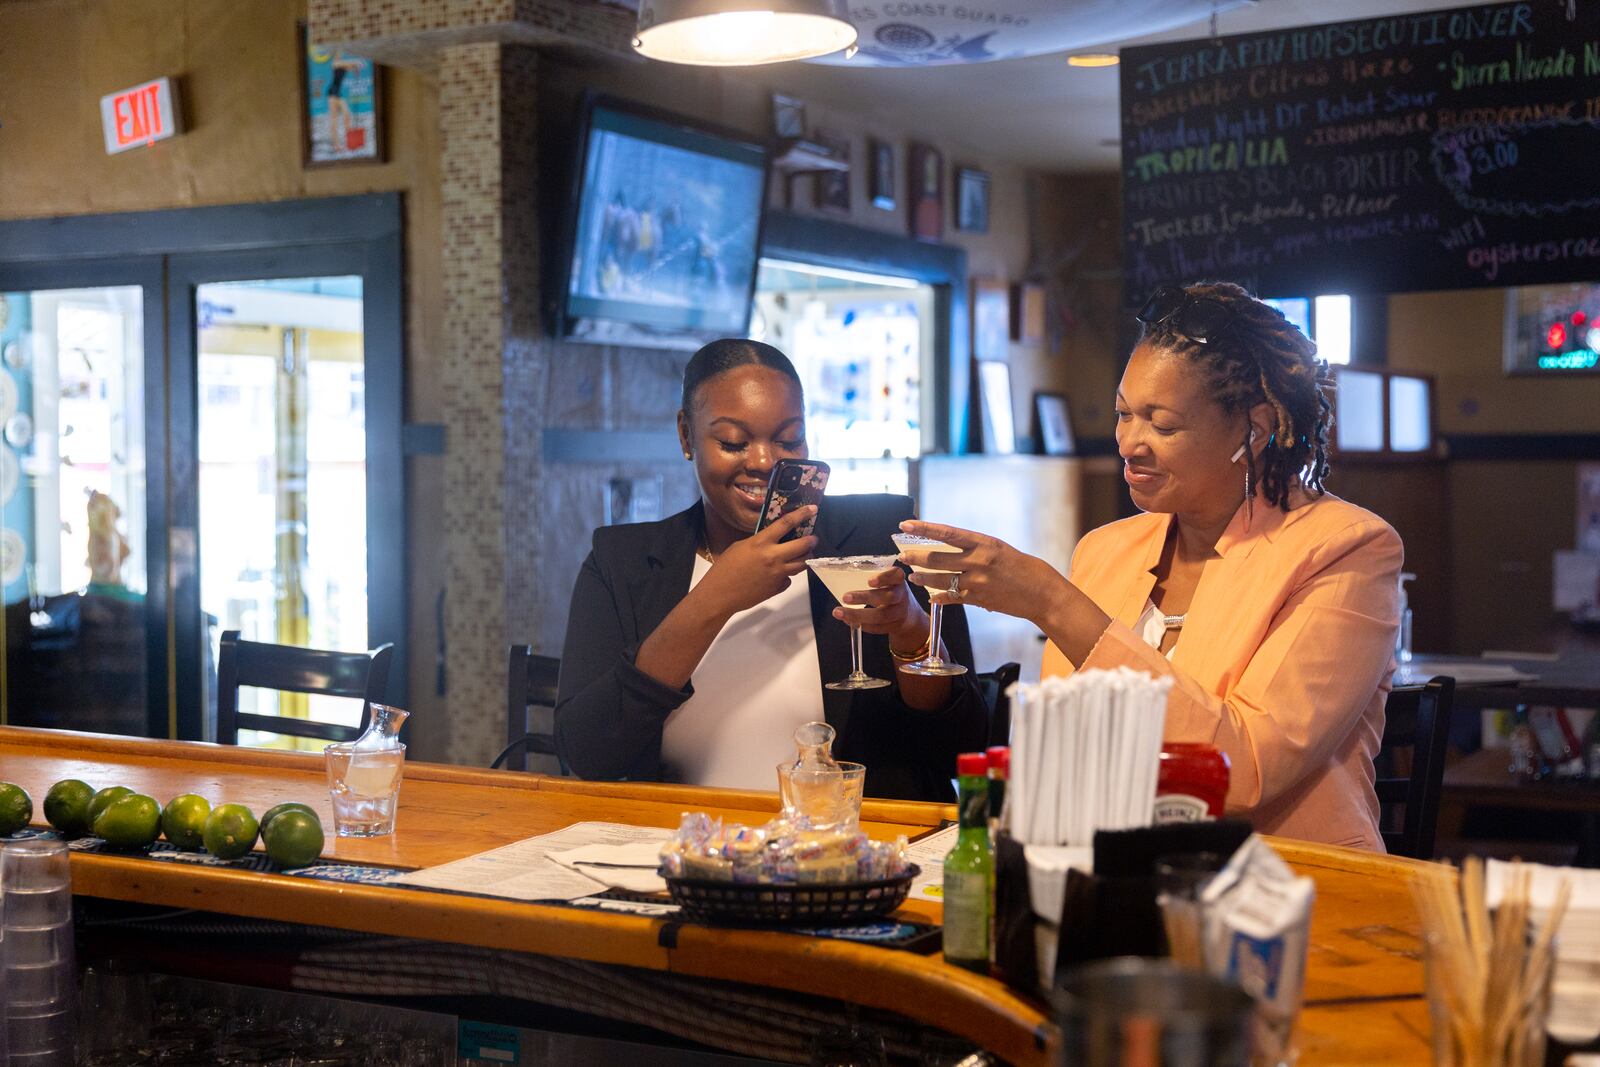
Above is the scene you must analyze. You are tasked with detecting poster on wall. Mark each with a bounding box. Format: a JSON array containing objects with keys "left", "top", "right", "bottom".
[{"left": 301, "top": 23, "right": 383, "bottom": 166}]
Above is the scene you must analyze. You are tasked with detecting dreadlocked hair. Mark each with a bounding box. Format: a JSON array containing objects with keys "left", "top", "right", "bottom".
[{"left": 1137, "top": 281, "right": 1333, "bottom": 511}]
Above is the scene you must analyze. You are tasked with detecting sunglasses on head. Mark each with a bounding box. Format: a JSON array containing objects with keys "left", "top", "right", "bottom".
[{"left": 1136, "top": 286, "right": 1237, "bottom": 344}]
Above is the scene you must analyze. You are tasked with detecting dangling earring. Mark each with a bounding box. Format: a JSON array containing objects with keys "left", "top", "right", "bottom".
[{"left": 1238, "top": 430, "right": 1257, "bottom": 521}]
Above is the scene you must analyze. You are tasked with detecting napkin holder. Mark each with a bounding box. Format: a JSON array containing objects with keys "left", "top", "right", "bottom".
[{"left": 993, "top": 820, "right": 1253, "bottom": 994}]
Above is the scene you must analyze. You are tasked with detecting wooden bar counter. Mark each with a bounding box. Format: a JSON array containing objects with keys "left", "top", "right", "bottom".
[{"left": 0, "top": 726, "right": 1434, "bottom": 1064}]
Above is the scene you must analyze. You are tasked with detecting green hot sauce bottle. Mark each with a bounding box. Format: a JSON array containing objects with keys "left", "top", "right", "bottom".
[{"left": 942, "top": 751, "right": 994, "bottom": 973}]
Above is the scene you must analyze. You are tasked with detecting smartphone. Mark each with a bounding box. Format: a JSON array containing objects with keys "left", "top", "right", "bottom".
[{"left": 755, "top": 459, "right": 830, "bottom": 541}]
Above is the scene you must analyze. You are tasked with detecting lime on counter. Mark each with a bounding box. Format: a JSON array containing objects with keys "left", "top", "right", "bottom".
[
  {"left": 260, "top": 802, "right": 318, "bottom": 834},
  {"left": 43, "top": 779, "right": 96, "bottom": 836},
  {"left": 203, "top": 803, "right": 259, "bottom": 860},
  {"left": 94, "top": 793, "right": 162, "bottom": 850},
  {"left": 161, "top": 793, "right": 212, "bottom": 850},
  {"left": 87, "top": 785, "right": 134, "bottom": 828},
  {"left": 0, "top": 782, "right": 33, "bottom": 836},
  {"left": 263, "top": 810, "right": 324, "bottom": 868}
]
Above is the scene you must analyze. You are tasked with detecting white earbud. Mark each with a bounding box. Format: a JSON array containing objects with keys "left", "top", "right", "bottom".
[{"left": 1230, "top": 430, "right": 1257, "bottom": 464}]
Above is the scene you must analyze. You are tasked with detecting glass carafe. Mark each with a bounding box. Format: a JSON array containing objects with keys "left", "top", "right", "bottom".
[
  {"left": 351, "top": 703, "right": 408, "bottom": 752},
  {"left": 777, "top": 722, "right": 864, "bottom": 831}
]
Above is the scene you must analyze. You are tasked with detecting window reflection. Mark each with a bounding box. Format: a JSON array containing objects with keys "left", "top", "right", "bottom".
[{"left": 751, "top": 259, "right": 930, "bottom": 496}]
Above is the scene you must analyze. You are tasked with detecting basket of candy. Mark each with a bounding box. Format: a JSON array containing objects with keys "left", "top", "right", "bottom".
[
  {"left": 660, "top": 812, "right": 916, "bottom": 926},
  {"left": 658, "top": 722, "right": 918, "bottom": 926}
]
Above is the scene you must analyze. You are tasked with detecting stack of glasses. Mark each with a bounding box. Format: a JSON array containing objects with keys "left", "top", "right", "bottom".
[
  {"left": 2, "top": 839, "right": 78, "bottom": 1066},
  {"left": 1007, "top": 668, "right": 1172, "bottom": 847}
]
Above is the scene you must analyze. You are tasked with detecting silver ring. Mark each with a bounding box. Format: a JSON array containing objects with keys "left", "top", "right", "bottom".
[{"left": 948, "top": 573, "right": 961, "bottom": 596}]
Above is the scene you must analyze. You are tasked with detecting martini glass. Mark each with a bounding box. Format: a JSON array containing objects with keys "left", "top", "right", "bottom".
[
  {"left": 890, "top": 532, "right": 969, "bottom": 677},
  {"left": 806, "top": 555, "right": 899, "bottom": 690}
]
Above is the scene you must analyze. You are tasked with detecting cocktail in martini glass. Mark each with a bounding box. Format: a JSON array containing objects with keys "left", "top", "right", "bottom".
[
  {"left": 806, "top": 555, "right": 899, "bottom": 690},
  {"left": 890, "top": 533, "right": 969, "bottom": 677}
]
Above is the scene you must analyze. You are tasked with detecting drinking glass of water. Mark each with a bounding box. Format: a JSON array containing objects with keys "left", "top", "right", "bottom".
[{"left": 324, "top": 742, "right": 406, "bottom": 837}]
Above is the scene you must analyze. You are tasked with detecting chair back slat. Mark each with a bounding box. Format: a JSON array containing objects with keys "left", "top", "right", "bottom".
[
  {"left": 216, "top": 630, "right": 393, "bottom": 746},
  {"left": 501, "top": 645, "right": 564, "bottom": 772},
  {"left": 231, "top": 643, "right": 376, "bottom": 698},
  {"left": 1377, "top": 675, "right": 1455, "bottom": 859},
  {"left": 975, "top": 662, "right": 1022, "bottom": 748}
]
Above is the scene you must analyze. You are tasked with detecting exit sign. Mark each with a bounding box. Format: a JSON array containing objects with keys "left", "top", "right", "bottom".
[{"left": 99, "top": 77, "right": 181, "bottom": 155}]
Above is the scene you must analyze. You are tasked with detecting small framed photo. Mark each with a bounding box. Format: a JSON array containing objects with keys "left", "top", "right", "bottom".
[
  {"left": 978, "top": 361, "right": 1016, "bottom": 455},
  {"left": 771, "top": 93, "right": 807, "bottom": 140},
  {"left": 1034, "top": 392, "right": 1076, "bottom": 456},
  {"left": 301, "top": 23, "right": 382, "bottom": 166},
  {"left": 971, "top": 277, "right": 1010, "bottom": 363},
  {"left": 955, "top": 167, "right": 990, "bottom": 233},
  {"left": 813, "top": 129, "right": 851, "bottom": 214},
  {"left": 1010, "top": 282, "right": 1046, "bottom": 344},
  {"left": 869, "top": 138, "right": 896, "bottom": 211},
  {"left": 908, "top": 142, "right": 944, "bottom": 241}
]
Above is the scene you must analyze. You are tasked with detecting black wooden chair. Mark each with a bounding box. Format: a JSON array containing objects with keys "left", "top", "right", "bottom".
[
  {"left": 1376, "top": 675, "right": 1456, "bottom": 860},
  {"left": 494, "top": 645, "right": 563, "bottom": 772},
  {"left": 974, "top": 661, "right": 1022, "bottom": 748},
  {"left": 215, "top": 630, "right": 395, "bottom": 746}
]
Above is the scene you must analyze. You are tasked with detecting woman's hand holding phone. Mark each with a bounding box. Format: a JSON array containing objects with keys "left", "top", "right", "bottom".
[{"left": 695, "top": 505, "right": 818, "bottom": 617}]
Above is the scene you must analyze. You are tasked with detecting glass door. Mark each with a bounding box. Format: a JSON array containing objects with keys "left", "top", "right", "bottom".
[
  {"left": 0, "top": 284, "right": 156, "bottom": 735},
  {"left": 3, "top": 194, "right": 404, "bottom": 744},
  {"left": 194, "top": 277, "right": 370, "bottom": 748}
]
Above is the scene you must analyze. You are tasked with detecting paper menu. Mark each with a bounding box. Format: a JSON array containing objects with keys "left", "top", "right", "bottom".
[
  {"left": 390, "top": 821, "right": 673, "bottom": 902},
  {"left": 905, "top": 824, "right": 959, "bottom": 902}
]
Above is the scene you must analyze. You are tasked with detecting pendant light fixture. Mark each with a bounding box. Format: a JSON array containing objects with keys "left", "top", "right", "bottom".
[{"left": 633, "top": 0, "right": 857, "bottom": 66}]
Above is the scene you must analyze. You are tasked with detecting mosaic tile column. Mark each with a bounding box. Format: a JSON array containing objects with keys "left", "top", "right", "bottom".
[{"left": 440, "top": 41, "right": 513, "bottom": 766}]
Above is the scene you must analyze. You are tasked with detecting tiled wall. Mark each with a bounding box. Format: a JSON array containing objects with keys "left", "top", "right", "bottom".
[
  {"left": 311, "top": 0, "right": 632, "bottom": 66},
  {"left": 438, "top": 41, "right": 512, "bottom": 765},
  {"left": 519, "top": 347, "right": 703, "bottom": 658}
]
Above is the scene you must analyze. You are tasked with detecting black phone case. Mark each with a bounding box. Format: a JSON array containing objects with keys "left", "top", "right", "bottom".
[{"left": 756, "top": 459, "right": 830, "bottom": 541}]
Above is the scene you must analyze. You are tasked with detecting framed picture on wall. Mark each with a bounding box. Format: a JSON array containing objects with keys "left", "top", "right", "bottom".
[
  {"left": 954, "top": 167, "right": 990, "bottom": 233},
  {"left": 977, "top": 361, "right": 1016, "bottom": 455},
  {"left": 1011, "top": 282, "right": 1046, "bottom": 343},
  {"left": 300, "top": 23, "right": 383, "bottom": 166},
  {"left": 770, "top": 93, "right": 807, "bottom": 139},
  {"left": 1034, "top": 392, "right": 1076, "bottom": 456},
  {"left": 813, "top": 129, "right": 851, "bottom": 214},
  {"left": 908, "top": 142, "right": 943, "bottom": 241},
  {"left": 971, "top": 277, "right": 1010, "bottom": 363},
  {"left": 869, "top": 139, "right": 896, "bottom": 211}
]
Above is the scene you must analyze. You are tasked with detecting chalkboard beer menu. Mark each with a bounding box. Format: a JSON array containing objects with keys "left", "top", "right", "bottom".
[{"left": 1120, "top": 2, "right": 1600, "bottom": 301}]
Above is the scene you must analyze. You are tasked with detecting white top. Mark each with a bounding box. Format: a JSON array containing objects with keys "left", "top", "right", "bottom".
[
  {"left": 659, "top": 554, "right": 825, "bottom": 790},
  {"left": 1134, "top": 598, "right": 1180, "bottom": 660}
]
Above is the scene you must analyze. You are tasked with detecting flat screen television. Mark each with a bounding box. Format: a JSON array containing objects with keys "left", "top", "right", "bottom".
[{"left": 559, "top": 95, "right": 770, "bottom": 349}]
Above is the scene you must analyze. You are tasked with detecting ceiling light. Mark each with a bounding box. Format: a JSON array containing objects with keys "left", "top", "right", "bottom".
[
  {"left": 1066, "top": 53, "right": 1119, "bottom": 68},
  {"left": 634, "top": 0, "right": 857, "bottom": 66}
]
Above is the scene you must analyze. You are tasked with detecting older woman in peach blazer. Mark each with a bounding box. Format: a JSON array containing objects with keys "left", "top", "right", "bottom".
[{"left": 899, "top": 282, "right": 1401, "bottom": 851}]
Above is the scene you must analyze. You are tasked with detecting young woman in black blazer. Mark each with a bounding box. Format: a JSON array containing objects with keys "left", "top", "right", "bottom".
[{"left": 555, "top": 340, "right": 986, "bottom": 801}]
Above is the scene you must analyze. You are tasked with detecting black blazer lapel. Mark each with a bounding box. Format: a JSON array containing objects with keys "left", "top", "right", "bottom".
[{"left": 636, "top": 502, "right": 702, "bottom": 642}]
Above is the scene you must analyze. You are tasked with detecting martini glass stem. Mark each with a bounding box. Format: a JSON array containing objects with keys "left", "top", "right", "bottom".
[
  {"left": 849, "top": 617, "right": 869, "bottom": 682},
  {"left": 925, "top": 601, "right": 946, "bottom": 668}
]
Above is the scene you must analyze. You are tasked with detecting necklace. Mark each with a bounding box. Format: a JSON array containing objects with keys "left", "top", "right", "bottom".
[{"left": 696, "top": 529, "right": 716, "bottom": 564}]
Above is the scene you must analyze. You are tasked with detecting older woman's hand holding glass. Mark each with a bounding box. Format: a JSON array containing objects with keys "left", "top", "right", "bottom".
[{"left": 894, "top": 520, "right": 1113, "bottom": 668}]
